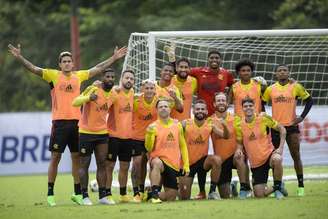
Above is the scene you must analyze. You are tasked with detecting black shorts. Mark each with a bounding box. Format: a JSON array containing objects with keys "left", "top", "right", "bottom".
[
  {"left": 251, "top": 155, "right": 271, "bottom": 186},
  {"left": 107, "top": 137, "right": 133, "bottom": 162},
  {"left": 188, "top": 156, "right": 208, "bottom": 178},
  {"left": 271, "top": 125, "right": 300, "bottom": 148},
  {"left": 130, "top": 139, "right": 147, "bottom": 157},
  {"left": 161, "top": 161, "right": 179, "bottom": 190},
  {"left": 218, "top": 155, "right": 236, "bottom": 185},
  {"left": 79, "top": 133, "right": 108, "bottom": 156},
  {"left": 49, "top": 120, "right": 79, "bottom": 153}
]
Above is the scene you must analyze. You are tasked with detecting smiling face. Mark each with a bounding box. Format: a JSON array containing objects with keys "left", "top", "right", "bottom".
[
  {"left": 142, "top": 81, "right": 156, "bottom": 99},
  {"left": 160, "top": 65, "right": 174, "bottom": 82},
  {"left": 238, "top": 65, "right": 252, "bottom": 82},
  {"left": 176, "top": 60, "right": 190, "bottom": 79},
  {"left": 193, "top": 102, "right": 208, "bottom": 121},
  {"left": 242, "top": 101, "right": 255, "bottom": 117},
  {"left": 208, "top": 53, "right": 221, "bottom": 70},
  {"left": 214, "top": 93, "right": 228, "bottom": 113}
]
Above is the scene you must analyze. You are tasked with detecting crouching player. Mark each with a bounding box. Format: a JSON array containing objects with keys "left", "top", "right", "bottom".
[
  {"left": 179, "top": 99, "right": 229, "bottom": 200},
  {"left": 145, "top": 98, "right": 189, "bottom": 203},
  {"left": 235, "top": 98, "right": 287, "bottom": 199}
]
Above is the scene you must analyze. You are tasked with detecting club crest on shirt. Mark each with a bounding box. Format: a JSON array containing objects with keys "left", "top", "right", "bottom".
[
  {"left": 249, "top": 132, "right": 256, "bottom": 141},
  {"left": 166, "top": 132, "right": 175, "bottom": 141}
]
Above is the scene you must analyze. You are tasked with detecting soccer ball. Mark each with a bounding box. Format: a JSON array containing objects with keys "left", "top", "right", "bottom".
[
  {"left": 253, "top": 76, "right": 267, "bottom": 86},
  {"left": 89, "top": 179, "right": 99, "bottom": 192}
]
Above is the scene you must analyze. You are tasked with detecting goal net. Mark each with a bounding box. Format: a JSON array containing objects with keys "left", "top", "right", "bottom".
[{"left": 123, "top": 29, "right": 328, "bottom": 105}]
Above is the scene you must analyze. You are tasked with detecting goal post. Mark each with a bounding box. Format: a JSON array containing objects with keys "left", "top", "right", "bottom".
[{"left": 123, "top": 29, "right": 328, "bottom": 105}]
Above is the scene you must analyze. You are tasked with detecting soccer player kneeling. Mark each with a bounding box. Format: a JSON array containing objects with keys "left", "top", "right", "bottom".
[
  {"left": 235, "top": 98, "right": 287, "bottom": 199},
  {"left": 145, "top": 99, "right": 189, "bottom": 203},
  {"left": 179, "top": 99, "right": 229, "bottom": 200}
]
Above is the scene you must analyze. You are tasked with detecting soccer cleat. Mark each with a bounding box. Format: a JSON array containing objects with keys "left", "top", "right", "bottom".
[
  {"left": 230, "top": 181, "right": 238, "bottom": 197},
  {"left": 297, "top": 187, "right": 305, "bottom": 197},
  {"left": 131, "top": 194, "right": 142, "bottom": 203},
  {"left": 71, "top": 194, "right": 83, "bottom": 205},
  {"left": 239, "top": 190, "right": 252, "bottom": 199},
  {"left": 107, "top": 195, "right": 116, "bottom": 205},
  {"left": 82, "top": 197, "right": 93, "bottom": 206},
  {"left": 193, "top": 191, "right": 206, "bottom": 200},
  {"left": 280, "top": 182, "right": 288, "bottom": 197},
  {"left": 149, "top": 197, "right": 162, "bottom": 204},
  {"left": 47, "top": 195, "right": 56, "bottom": 207},
  {"left": 98, "top": 197, "right": 111, "bottom": 205},
  {"left": 274, "top": 190, "right": 284, "bottom": 200},
  {"left": 119, "top": 195, "right": 131, "bottom": 203},
  {"left": 208, "top": 192, "right": 221, "bottom": 200}
]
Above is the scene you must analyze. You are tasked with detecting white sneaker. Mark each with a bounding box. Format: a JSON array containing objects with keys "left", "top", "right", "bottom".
[
  {"left": 99, "top": 197, "right": 111, "bottom": 205},
  {"left": 208, "top": 192, "right": 221, "bottom": 200},
  {"left": 82, "top": 197, "right": 93, "bottom": 206}
]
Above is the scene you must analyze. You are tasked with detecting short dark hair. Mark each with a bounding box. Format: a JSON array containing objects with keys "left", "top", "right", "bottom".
[
  {"left": 241, "top": 97, "right": 254, "bottom": 106},
  {"left": 103, "top": 68, "right": 115, "bottom": 74},
  {"left": 176, "top": 58, "right": 191, "bottom": 67},
  {"left": 213, "top": 92, "right": 227, "bottom": 102},
  {"left": 274, "top": 64, "right": 289, "bottom": 72},
  {"left": 163, "top": 62, "right": 175, "bottom": 69},
  {"left": 58, "top": 51, "right": 72, "bottom": 63},
  {"left": 193, "top": 99, "right": 207, "bottom": 108},
  {"left": 235, "top": 59, "right": 255, "bottom": 74},
  {"left": 155, "top": 97, "right": 171, "bottom": 108},
  {"left": 121, "top": 69, "right": 135, "bottom": 77},
  {"left": 207, "top": 49, "right": 222, "bottom": 58}
]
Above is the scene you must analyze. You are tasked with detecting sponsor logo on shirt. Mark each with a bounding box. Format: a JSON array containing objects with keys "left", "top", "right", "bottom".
[
  {"left": 273, "top": 95, "right": 294, "bottom": 104},
  {"left": 248, "top": 132, "right": 257, "bottom": 141},
  {"left": 119, "top": 103, "right": 132, "bottom": 113},
  {"left": 166, "top": 132, "right": 175, "bottom": 141},
  {"left": 189, "top": 134, "right": 205, "bottom": 145}
]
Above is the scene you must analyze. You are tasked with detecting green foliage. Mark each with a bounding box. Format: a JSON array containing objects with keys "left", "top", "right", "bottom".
[{"left": 0, "top": 0, "right": 326, "bottom": 112}]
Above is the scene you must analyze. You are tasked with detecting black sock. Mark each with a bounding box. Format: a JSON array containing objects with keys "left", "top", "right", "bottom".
[
  {"left": 273, "top": 180, "right": 282, "bottom": 191},
  {"left": 240, "top": 183, "right": 248, "bottom": 191},
  {"left": 245, "top": 183, "right": 251, "bottom": 191},
  {"left": 106, "top": 188, "right": 112, "bottom": 196},
  {"left": 81, "top": 188, "right": 88, "bottom": 198},
  {"left": 139, "top": 184, "right": 145, "bottom": 193},
  {"left": 133, "top": 187, "right": 139, "bottom": 196},
  {"left": 48, "top": 182, "right": 54, "bottom": 196},
  {"left": 297, "top": 174, "right": 304, "bottom": 187},
  {"left": 198, "top": 171, "right": 207, "bottom": 193},
  {"left": 151, "top": 185, "right": 161, "bottom": 198},
  {"left": 74, "top": 183, "right": 81, "bottom": 195},
  {"left": 120, "top": 187, "right": 127, "bottom": 196},
  {"left": 99, "top": 187, "right": 107, "bottom": 199},
  {"left": 209, "top": 181, "right": 217, "bottom": 193}
]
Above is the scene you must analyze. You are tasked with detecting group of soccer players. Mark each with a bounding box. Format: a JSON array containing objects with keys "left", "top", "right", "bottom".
[{"left": 8, "top": 41, "right": 312, "bottom": 206}]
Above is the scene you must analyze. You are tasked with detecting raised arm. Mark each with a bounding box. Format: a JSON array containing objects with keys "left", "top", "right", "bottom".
[
  {"left": 167, "top": 88, "right": 184, "bottom": 113},
  {"left": 8, "top": 44, "right": 43, "bottom": 76},
  {"left": 88, "top": 46, "right": 128, "bottom": 78}
]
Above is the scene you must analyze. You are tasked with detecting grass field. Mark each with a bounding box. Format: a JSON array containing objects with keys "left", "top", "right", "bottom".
[{"left": 1, "top": 166, "right": 328, "bottom": 219}]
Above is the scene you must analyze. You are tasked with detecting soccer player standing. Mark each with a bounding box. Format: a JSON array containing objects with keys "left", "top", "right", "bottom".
[
  {"left": 170, "top": 58, "right": 197, "bottom": 120},
  {"left": 106, "top": 70, "right": 135, "bottom": 203},
  {"left": 262, "top": 65, "right": 313, "bottom": 196},
  {"left": 229, "top": 59, "right": 265, "bottom": 117},
  {"left": 130, "top": 80, "right": 158, "bottom": 202},
  {"left": 145, "top": 99, "right": 189, "bottom": 203},
  {"left": 166, "top": 44, "right": 234, "bottom": 115},
  {"left": 235, "top": 98, "right": 287, "bottom": 199},
  {"left": 179, "top": 99, "right": 229, "bottom": 200},
  {"left": 72, "top": 69, "right": 115, "bottom": 205},
  {"left": 8, "top": 44, "right": 127, "bottom": 206}
]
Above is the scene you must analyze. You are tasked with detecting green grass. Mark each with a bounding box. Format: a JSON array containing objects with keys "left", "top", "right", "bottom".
[{"left": 1, "top": 166, "right": 328, "bottom": 219}]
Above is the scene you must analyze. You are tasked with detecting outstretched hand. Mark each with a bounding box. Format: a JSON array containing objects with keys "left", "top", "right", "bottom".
[
  {"left": 164, "top": 42, "right": 176, "bottom": 62},
  {"left": 8, "top": 44, "right": 21, "bottom": 57},
  {"left": 112, "top": 46, "right": 128, "bottom": 60}
]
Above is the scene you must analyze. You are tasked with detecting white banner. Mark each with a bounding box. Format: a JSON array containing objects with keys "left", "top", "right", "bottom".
[{"left": 0, "top": 106, "right": 328, "bottom": 175}]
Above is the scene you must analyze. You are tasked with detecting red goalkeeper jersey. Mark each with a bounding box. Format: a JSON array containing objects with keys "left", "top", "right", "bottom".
[{"left": 189, "top": 67, "right": 234, "bottom": 115}]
